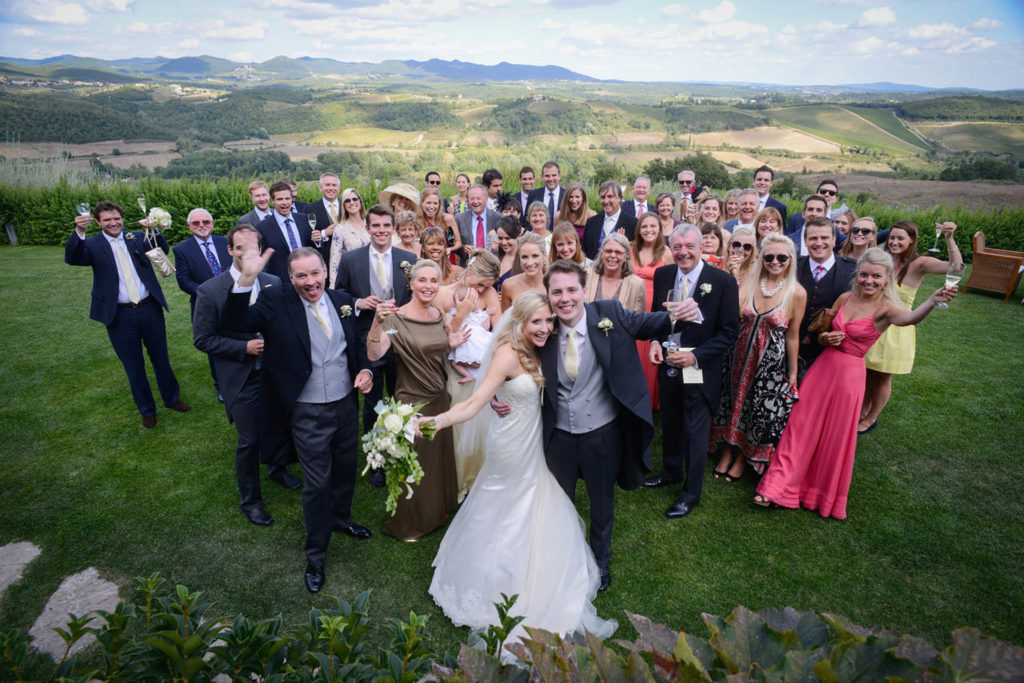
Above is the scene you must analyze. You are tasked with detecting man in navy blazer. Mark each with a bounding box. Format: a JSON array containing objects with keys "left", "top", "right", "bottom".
[
  {"left": 646, "top": 224, "right": 739, "bottom": 518},
  {"left": 334, "top": 204, "right": 416, "bottom": 441},
  {"left": 65, "top": 200, "right": 190, "bottom": 428},
  {"left": 454, "top": 184, "right": 501, "bottom": 264},
  {"left": 236, "top": 180, "right": 274, "bottom": 228},
  {"left": 225, "top": 245, "right": 374, "bottom": 593},
  {"left": 621, "top": 176, "right": 655, "bottom": 218},
  {"left": 754, "top": 165, "right": 788, "bottom": 226},
  {"left": 255, "top": 180, "right": 322, "bottom": 282},
  {"left": 526, "top": 161, "right": 564, "bottom": 222},
  {"left": 193, "top": 224, "right": 280, "bottom": 527},
  {"left": 583, "top": 181, "right": 637, "bottom": 259}
]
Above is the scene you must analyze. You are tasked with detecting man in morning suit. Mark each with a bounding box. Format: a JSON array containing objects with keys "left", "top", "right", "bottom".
[
  {"left": 173, "top": 207, "right": 231, "bottom": 396},
  {"left": 646, "top": 224, "right": 740, "bottom": 518},
  {"left": 531, "top": 260, "right": 699, "bottom": 591},
  {"left": 754, "top": 165, "right": 788, "bottom": 226},
  {"left": 65, "top": 200, "right": 191, "bottom": 428},
  {"left": 334, "top": 205, "right": 415, "bottom": 466},
  {"left": 672, "top": 170, "right": 696, "bottom": 222},
  {"left": 583, "top": 180, "right": 637, "bottom": 259},
  {"left": 236, "top": 180, "right": 273, "bottom": 227},
  {"left": 796, "top": 216, "right": 857, "bottom": 374},
  {"left": 226, "top": 245, "right": 374, "bottom": 593},
  {"left": 255, "top": 180, "right": 322, "bottom": 282},
  {"left": 454, "top": 184, "right": 501, "bottom": 264},
  {"left": 621, "top": 176, "right": 655, "bottom": 218},
  {"left": 193, "top": 225, "right": 280, "bottom": 526},
  {"left": 527, "top": 161, "right": 564, "bottom": 223}
]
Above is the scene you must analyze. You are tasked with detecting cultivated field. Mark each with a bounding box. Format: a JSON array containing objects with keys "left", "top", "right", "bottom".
[
  {"left": 840, "top": 106, "right": 933, "bottom": 150},
  {"left": 914, "top": 121, "right": 1024, "bottom": 156},
  {"left": 767, "top": 105, "right": 927, "bottom": 155},
  {"left": 686, "top": 125, "right": 841, "bottom": 154},
  {"left": 799, "top": 173, "right": 1024, "bottom": 211}
]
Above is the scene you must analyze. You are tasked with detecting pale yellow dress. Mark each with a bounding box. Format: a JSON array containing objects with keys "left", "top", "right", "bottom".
[{"left": 864, "top": 283, "right": 918, "bottom": 374}]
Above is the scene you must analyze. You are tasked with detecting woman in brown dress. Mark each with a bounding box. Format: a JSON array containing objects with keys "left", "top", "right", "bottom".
[{"left": 367, "top": 259, "right": 466, "bottom": 541}]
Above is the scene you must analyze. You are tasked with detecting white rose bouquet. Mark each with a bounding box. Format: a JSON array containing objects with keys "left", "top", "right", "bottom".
[
  {"left": 146, "top": 207, "right": 172, "bottom": 230},
  {"left": 361, "top": 397, "right": 437, "bottom": 516}
]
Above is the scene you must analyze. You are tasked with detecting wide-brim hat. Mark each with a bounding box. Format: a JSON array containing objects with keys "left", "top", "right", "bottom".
[{"left": 377, "top": 183, "right": 420, "bottom": 208}]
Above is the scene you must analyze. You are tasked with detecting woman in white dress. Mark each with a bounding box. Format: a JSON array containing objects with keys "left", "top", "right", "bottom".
[{"left": 421, "top": 291, "right": 617, "bottom": 647}]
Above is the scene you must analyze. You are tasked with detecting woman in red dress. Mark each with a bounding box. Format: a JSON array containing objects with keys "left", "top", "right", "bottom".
[{"left": 631, "top": 213, "right": 667, "bottom": 411}]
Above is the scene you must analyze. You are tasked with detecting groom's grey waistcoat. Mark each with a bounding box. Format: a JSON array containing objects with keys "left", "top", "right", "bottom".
[
  {"left": 554, "top": 327, "right": 617, "bottom": 434},
  {"left": 297, "top": 301, "right": 352, "bottom": 403}
]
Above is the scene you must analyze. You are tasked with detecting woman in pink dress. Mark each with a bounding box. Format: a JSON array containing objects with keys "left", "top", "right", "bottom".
[
  {"left": 631, "top": 213, "right": 667, "bottom": 411},
  {"left": 754, "top": 248, "right": 955, "bottom": 519}
]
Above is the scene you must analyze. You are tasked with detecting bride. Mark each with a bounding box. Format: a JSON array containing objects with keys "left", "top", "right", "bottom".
[{"left": 422, "top": 291, "right": 617, "bottom": 646}]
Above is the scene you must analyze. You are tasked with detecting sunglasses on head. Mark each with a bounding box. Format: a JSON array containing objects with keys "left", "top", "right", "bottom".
[
  {"left": 730, "top": 241, "right": 753, "bottom": 251},
  {"left": 763, "top": 253, "right": 790, "bottom": 264},
  {"left": 818, "top": 188, "right": 837, "bottom": 196},
  {"left": 850, "top": 227, "right": 874, "bottom": 235}
]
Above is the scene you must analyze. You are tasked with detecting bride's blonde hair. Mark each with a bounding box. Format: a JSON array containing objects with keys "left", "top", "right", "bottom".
[{"left": 493, "top": 290, "right": 548, "bottom": 387}]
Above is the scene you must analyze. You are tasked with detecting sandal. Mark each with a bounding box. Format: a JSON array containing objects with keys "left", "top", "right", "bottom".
[
  {"left": 753, "top": 495, "right": 777, "bottom": 508},
  {"left": 722, "top": 472, "right": 741, "bottom": 483}
]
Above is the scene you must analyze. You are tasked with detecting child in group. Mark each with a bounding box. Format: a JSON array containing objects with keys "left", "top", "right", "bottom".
[{"left": 439, "top": 250, "right": 502, "bottom": 384}]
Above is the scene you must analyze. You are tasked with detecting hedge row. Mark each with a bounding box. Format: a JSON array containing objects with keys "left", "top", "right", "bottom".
[{"left": 1, "top": 176, "right": 1021, "bottom": 259}]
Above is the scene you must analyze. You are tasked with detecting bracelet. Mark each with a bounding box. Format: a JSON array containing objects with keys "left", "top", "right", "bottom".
[{"left": 368, "top": 336, "right": 380, "bottom": 343}]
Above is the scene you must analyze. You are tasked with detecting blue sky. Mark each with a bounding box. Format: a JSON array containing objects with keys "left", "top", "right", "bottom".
[{"left": 1, "top": 0, "right": 1022, "bottom": 89}]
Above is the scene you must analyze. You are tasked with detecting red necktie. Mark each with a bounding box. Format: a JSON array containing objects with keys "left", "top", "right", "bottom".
[
  {"left": 476, "top": 215, "right": 484, "bottom": 248},
  {"left": 814, "top": 265, "right": 826, "bottom": 282},
  {"left": 637, "top": 202, "right": 645, "bottom": 216}
]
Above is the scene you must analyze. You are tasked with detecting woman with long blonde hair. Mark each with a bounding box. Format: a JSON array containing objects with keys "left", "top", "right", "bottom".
[
  {"left": 710, "top": 232, "right": 806, "bottom": 481},
  {"left": 500, "top": 232, "right": 548, "bottom": 311},
  {"left": 328, "top": 187, "right": 371, "bottom": 287}
]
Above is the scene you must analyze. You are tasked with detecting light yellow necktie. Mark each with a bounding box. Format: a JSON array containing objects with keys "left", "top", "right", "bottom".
[
  {"left": 114, "top": 239, "right": 141, "bottom": 304},
  {"left": 330, "top": 203, "right": 338, "bottom": 223},
  {"left": 681, "top": 274, "right": 690, "bottom": 299},
  {"left": 311, "top": 302, "right": 332, "bottom": 340},
  {"left": 565, "top": 329, "right": 579, "bottom": 380},
  {"left": 376, "top": 253, "right": 388, "bottom": 291}
]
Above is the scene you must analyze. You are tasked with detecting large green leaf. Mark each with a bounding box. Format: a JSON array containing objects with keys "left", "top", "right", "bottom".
[
  {"left": 827, "top": 636, "right": 922, "bottom": 682},
  {"left": 764, "top": 648, "right": 827, "bottom": 683},
  {"left": 931, "top": 628, "right": 1024, "bottom": 682},
  {"left": 702, "top": 607, "right": 789, "bottom": 674},
  {"left": 758, "top": 607, "right": 831, "bottom": 649}
]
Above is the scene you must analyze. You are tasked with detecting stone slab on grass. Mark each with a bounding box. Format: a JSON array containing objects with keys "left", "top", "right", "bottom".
[
  {"left": 29, "top": 567, "right": 119, "bottom": 660},
  {"left": 0, "top": 541, "right": 42, "bottom": 599}
]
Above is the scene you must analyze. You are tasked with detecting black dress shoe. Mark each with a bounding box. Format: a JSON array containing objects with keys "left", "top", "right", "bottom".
[
  {"left": 270, "top": 471, "right": 302, "bottom": 490},
  {"left": 334, "top": 521, "right": 372, "bottom": 539},
  {"left": 598, "top": 567, "right": 611, "bottom": 592},
  {"left": 665, "top": 499, "right": 695, "bottom": 519},
  {"left": 165, "top": 401, "right": 192, "bottom": 413},
  {"left": 644, "top": 474, "right": 682, "bottom": 488},
  {"left": 242, "top": 506, "right": 274, "bottom": 526},
  {"left": 369, "top": 468, "right": 386, "bottom": 488},
  {"left": 304, "top": 564, "right": 325, "bottom": 593},
  {"left": 141, "top": 415, "right": 157, "bottom": 429}
]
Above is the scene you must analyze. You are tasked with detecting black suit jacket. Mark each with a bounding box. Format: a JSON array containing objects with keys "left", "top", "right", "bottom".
[
  {"left": 224, "top": 286, "right": 369, "bottom": 434},
  {"left": 193, "top": 271, "right": 280, "bottom": 413},
  {"left": 333, "top": 245, "right": 416, "bottom": 341},
  {"left": 65, "top": 230, "right": 170, "bottom": 326},
  {"left": 796, "top": 255, "right": 857, "bottom": 360},
  {"left": 305, "top": 198, "right": 340, "bottom": 263},
  {"left": 652, "top": 263, "right": 739, "bottom": 408},
  {"left": 527, "top": 186, "right": 564, "bottom": 218},
  {"left": 539, "top": 300, "right": 672, "bottom": 490},
  {"left": 255, "top": 212, "right": 315, "bottom": 282},
  {"left": 172, "top": 235, "right": 231, "bottom": 315},
  {"left": 764, "top": 196, "right": 788, "bottom": 225},
  {"left": 582, "top": 212, "right": 637, "bottom": 259}
]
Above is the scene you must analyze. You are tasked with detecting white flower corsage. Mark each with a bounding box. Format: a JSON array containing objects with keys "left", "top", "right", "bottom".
[
  {"left": 124, "top": 232, "right": 135, "bottom": 240},
  {"left": 597, "top": 317, "right": 614, "bottom": 336},
  {"left": 700, "top": 283, "right": 713, "bottom": 296},
  {"left": 339, "top": 305, "right": 353, "bottom": 318},
  {"left": 147, "top": 207, "right": 172, "bottom": 230}
]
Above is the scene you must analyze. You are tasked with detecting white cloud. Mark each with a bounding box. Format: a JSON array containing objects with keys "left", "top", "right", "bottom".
[
  {"left": 661, "top": 4, "right": 686, "bottom": 17},
  {"left": 198, "top": 19, "right": 270, "bottom": 41},
  {"left": 697, "top": 0, "right": 735, "bottom": 24},
  {"left": 21, "top": 0, "right": 89, "bottom": 24},
  {"left": 227, "top": 51, "right": 255, "bottom": 63},
  {"left": 691, "top": 19, "right": 768, "bottom": 42},
  {"left": 806, "top": 20, "right": 848, "bottom": 32},
  {"left": 125, "top": 21, "right": 174, "bottom": 34},
  {"left": 178, "top": 38, "right": 199, "bottom": 49},
  {"left": 907, "top": 22, "right": 959, "bottom": 41},
  {"left": 946, "top": 36, "right": 997, "bottom": 54},
  {"left": 13, "top": 27, "right": 41, "bottom": 36},
  {"left": 858, "top": 6, "right": 895, "bottom": 28},
  {"left": 971, "top": 18, "right": 1002, "bottom": 31},
  {"left": 852, "top": 36, "right": 884, "bottom": 54},
  {"left": 538, "top": 18, "right": 562, "bottom": 29},
  {"left": 85, "top": 0, "right": 132, "bottom": 10},
  {"left": 566, "top": 20, "right": 619, "bottom": 44}
]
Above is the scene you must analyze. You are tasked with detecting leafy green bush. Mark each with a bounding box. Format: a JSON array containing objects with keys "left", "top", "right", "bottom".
[{"left": 3, "top": 576, "right": 1020, "bottom": 682}]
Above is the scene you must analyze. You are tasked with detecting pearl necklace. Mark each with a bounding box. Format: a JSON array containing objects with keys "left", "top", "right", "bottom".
[{"left": 760, "top": 276, "right": 784, "bottom": 297}]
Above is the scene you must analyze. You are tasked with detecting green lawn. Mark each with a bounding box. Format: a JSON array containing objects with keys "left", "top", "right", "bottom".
[{"left": 1, "top": 245, "right": 1022, "bottom": 664}]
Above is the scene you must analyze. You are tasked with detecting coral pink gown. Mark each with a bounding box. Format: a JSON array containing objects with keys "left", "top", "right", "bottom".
[
  {"left": 756, "top": 307, "right": 881, "bottom": 519},
  {"left": 632, "top": 253, "right": 664, "bottom": 411}
]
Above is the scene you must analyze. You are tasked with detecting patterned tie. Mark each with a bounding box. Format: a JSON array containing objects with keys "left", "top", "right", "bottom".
[
  {"left": 329, "top": 203, "right": 338, "bottom": 224},
  {"left": 284, "top": 217, "right": 299, "bottom": 251},
  {"left": 376, "top": 252, "right": 388, "bottom": 291},
  {"left": 202, "top": 241, "right": 221, "bottom": 275},
  {"left": 114, "top": 239, "right": 141, "bottom": 304},
  {"left": 564, "top": 329, "right": 579, "bottom": 380},
  {"left": 476, "top": 215, "right": 484, "bottom": 248},
  {"left": 814, "top": 265, "right": 826, "bottom": 282},
  {"left": 637, "top": 201, "right": 644, "bottom": 217},
  {"left": 547, "top": 191, "right": 555, "bottom": 220},
  {"left": 311, "top": 302, "right": 332, "bottom": 340}
]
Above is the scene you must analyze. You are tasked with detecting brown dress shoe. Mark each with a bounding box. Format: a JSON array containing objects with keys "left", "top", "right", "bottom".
[
  {"left": 142, "top": 415, "right": 157, "bottom": 428},
  {"left": 166, "top": 401, "right": 191, "bottom": 413}
]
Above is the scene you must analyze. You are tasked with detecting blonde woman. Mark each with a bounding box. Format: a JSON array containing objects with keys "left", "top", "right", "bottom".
[
  {"left": 585, "top": 233, "right": 645, "bottom": 313},
  {"left": 421, "top": 186, "right": 461, "bottom": 264},
  {"left": 549, "top": 221, "right": 590, "bottom": 268},
  {"left": 725, "top": 226, "right": 757, "bottom": 284},
  {"left": 525, "top": 200, "right": 552, "bottom": 249},
  {"left": 328, "top": 187, "right": 370, "bottom": 288},
  {"left": 837, "top": 216, "right": 877, "bottom": 261},
  {"left": 500, "top": 231, "right": 547, "bottom": 311},
  {"left": 394, "top": 210, "right": 421, "bottom": 258},
  {"left": 710, "top": 233, "right": 806, "bottom": 481},
  {"left": 723, "top": 189, "right": 742, "bottom": 223}
]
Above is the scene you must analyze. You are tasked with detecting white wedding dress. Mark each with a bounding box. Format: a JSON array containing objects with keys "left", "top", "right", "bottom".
[{"left": 429, "top": 373, "right": 617, "bottom": 644}]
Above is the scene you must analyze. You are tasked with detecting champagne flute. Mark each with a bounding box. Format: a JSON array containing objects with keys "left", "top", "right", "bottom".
[
  {"left": 76, "top": 202, "right": 90, "bottom": 216},
  {"left": 928, "top": 219, "right": 945, "bottom": 253},
  {"left": 936, "top": 262, "right": 965, "bottom": 309},
  {"left": 381, "top": 284, "right": 399, "bottom": 334},
  {"left": 663, "top": 340, "right": 680, "bottom": 378},
  {"left": 308, "top": 214, "right": 319, "bottom": 243},
  {"left": 663, "top": 287, "right": 687, "bottom": 378},
  {"left": 137, "top": 195, "right": 147, "bottom": 215}
]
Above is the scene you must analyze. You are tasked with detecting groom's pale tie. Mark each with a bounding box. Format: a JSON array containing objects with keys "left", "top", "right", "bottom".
[
  {"left": 114, "top": 239, "right": 141, "bottom": 304},
  {"left": 564, "top": 329, "right": 579, "bottom": 380}
]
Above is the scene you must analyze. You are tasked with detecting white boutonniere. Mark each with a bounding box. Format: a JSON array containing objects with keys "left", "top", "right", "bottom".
[
  {"left": 399, "top": 261, "right": 413, "bottom": 289},
  {"left": 597, "top": 317, "right": 613, "bottom": 336},
  {"left": 339, "top": 305, "right": 353, "bottom": 318},
  {"left": 124, "top": 232, "right": 135, "bottom": 240},
  {"left": 700, "top": 283, "right": 713, "bottom": 296}
]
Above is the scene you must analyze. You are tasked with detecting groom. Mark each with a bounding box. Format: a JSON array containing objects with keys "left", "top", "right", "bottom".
[{"left": 534, "top": 260, "right": 698, "bottom": 590}]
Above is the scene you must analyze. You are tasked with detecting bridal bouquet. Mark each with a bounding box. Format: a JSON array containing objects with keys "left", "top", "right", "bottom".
[
  {"left": 146, "top": 207, "right": 172, "bottom": 230},
  {"left": 362, "top": 398, "right": 437, "bottom": 516}
]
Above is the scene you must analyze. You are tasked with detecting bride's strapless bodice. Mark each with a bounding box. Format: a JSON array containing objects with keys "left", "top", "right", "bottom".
[{"left": 495, "top": 373, "right": 542, "bottom": 416}]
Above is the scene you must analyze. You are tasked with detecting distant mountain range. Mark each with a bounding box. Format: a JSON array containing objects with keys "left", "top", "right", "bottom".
[{"left": 0, "top": 54, "right": 1005, "bottom": 95}]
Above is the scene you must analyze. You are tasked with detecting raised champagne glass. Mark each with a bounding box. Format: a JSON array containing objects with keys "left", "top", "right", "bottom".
[{"left": 936, "top": 262, "right": 965, "bottom": 309}]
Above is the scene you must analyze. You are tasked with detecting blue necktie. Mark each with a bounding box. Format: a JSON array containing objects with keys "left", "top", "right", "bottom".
[
  {"left": 202, "top": 241, "right": 221, "bottom": 275},
  {"left": 284, "top": 218, "right": 299, "bottom": 251},
  {"left": 547, "top": 190, "right": 555, "bottom": 220}
]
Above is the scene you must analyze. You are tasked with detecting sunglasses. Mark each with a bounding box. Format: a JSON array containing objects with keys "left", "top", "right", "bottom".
[
  {"left": 189, "top": 220, "right": 213, "bottom": 226},
  {"left": 427, "top": 180, "right": 441, "bottom": 186},
  {"left": 343, "top": 197, "right": 361, "bottom": 203},
  {"left": 818, "top": 188, "right": 837, "bottom": 196},
  {"left": 763, "top": 253, "right": 790, "bottom": 264},
  {"left": 730, "top": 241, "right": 754, "bottom": 252},
  {"left": 850, "top": 227, "right": 875, "bottom": 235},
  {"left": 679, "top": 180, "right": 694, "bottom": 185}
]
